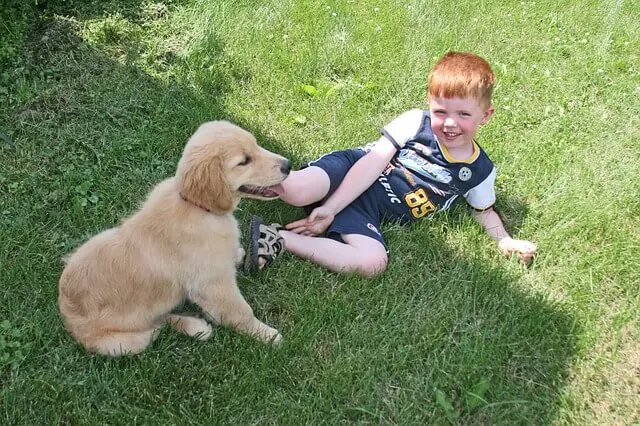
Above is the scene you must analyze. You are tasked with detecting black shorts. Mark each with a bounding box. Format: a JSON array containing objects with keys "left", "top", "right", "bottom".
[{"left": 305, "top": 149, "right": 413, "bottom": 250}]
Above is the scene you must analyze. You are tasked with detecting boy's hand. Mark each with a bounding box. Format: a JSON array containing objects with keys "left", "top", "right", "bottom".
[
  {"left": 286, "top": 206, "right": 335, "bottom": 236},
  {"left": 498, "top": 237, "right": 537, "bottom": 265}
]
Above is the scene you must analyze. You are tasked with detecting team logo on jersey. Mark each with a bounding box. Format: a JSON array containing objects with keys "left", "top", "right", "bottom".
[
  {"left": 459, "top": 167, "right": 472, "bottom": 182},
  {"left": 422, "top": 162, "right": 452, "bottom": 183},
  {"left": 367, "top": 223, "right": 381, "bottom": 236},
  {"left": 398, "top": 152, "right": 452, "bottom": 183}
]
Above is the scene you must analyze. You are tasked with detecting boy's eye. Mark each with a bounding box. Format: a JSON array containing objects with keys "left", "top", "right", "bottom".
[
  {"left": 238, "top": 156, "right": 252, "bottom": 166},
  {"left": 459, "top": 112, "right": 471, "bottom": 118}
]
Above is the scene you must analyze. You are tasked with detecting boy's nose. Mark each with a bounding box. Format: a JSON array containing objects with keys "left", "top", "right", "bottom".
[{"left": 443, "top": 117, "right": 456, "bottom": 127}]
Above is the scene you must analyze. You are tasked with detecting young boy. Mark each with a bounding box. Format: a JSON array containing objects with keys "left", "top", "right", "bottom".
[{"left": 246, "top": 51, "right": 537, "bottom": 277}]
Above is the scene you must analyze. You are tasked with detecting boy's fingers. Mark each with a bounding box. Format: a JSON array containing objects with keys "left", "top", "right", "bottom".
[
  {"left": 286, "top": 218, "right": 310, "bottom": 229},
  {"left": 516, "top": 246, "right": 536, "bottom": 264},
  {"left": 519, "top": 240, "right": 536, "bottom": 250},
  {"left": 509, "top": 239, "right": 537, "bottom": 254},
  {"left": 289, "top": 225, "right": 308, "bottom": 234},
  {"left": 520, "top": 253, "right": 534, "bottom": 265}
]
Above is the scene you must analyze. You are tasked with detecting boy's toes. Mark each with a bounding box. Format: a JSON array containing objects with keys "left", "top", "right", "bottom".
[{"left": 258, "top": 256, "right": 267, "bottom": 270}]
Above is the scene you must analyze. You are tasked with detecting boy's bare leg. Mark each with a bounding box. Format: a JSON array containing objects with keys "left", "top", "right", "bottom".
[
  {"left": 279, "top": 166, "right": 331, "bottom": 206},
  {"left": 251, "top": 166, "right": 331, "bottom": 271},
  {"left": 257, "top": 165, "right": 389, "bottom": 277},
  {"left": 280, "top": 231, "right": 388, "bottom": 277}
]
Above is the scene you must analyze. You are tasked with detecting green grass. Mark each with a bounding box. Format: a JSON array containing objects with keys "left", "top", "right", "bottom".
[{"left": 1, "top": 0, "right": 639, "bottom": 424}]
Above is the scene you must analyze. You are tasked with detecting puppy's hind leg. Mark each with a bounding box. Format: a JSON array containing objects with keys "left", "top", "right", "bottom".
[
  {"left": 87, "top": 328, "right": 161, "bottom": 357},
  {"left": 236, "top": 247, "right": 246, "bottom": 267},
  {"left": 166, "top": 314, "right": 213, "bottom": 340}
]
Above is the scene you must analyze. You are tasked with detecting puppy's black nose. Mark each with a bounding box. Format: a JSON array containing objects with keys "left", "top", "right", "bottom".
[{"left": 280, "top": 159, "right": 292, "bottom": 175}]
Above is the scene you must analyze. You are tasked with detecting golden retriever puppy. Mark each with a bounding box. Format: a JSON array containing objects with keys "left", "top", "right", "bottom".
[{"left": 58, "top": 121, "right": 290, "bottom": 356}]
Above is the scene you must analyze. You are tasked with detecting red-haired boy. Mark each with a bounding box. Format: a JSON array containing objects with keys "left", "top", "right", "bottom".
[{"left": 247, "top": 52, "right": 537, "bottom": 276}]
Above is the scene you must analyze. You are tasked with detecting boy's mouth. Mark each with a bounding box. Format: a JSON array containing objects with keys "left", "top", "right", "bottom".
[{"left": 442, "top": 131, "right": 461, "bottom": 140}]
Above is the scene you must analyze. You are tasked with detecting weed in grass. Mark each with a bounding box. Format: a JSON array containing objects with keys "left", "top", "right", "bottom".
[{"left": 0, "top": 320, "right": 31, "bottom": 374}]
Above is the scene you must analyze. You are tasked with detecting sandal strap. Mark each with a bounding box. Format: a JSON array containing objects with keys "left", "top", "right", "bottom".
[{"left": 256, "top": 223, "right": 284, "bottom": 266}]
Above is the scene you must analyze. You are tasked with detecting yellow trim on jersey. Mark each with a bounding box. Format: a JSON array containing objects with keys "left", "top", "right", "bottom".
[{"left": 437, "top": 139, "right": 480, "bottom": 164}]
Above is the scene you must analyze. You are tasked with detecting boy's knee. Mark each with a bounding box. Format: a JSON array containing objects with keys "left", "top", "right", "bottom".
[
  {"left": 281, "top": 190, "right": 310, "bottom": 207},
  {"left": 356, "top": 252, "right": 388, "bottom": 278},
  {"left": 280, "top": 179, "right": 312, "bottom": 206},
  {"left": 280, "top": 168, "right": 330, "bottom": 207}
]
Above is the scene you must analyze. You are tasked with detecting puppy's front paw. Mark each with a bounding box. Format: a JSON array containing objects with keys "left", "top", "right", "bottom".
[
  {"left": 256, "top": 325, "right": 283, "bottom": 346},
  {"left": 193, "top": 322, "right": 214, "bottom": 340},
  {"left": 270, "top": 331, "right": 283, "bottom": 346}
]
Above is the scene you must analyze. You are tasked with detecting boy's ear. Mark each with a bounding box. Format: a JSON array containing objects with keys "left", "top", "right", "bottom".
[{"left": 481, "top": 105, "right": 495, "bottom": 125}]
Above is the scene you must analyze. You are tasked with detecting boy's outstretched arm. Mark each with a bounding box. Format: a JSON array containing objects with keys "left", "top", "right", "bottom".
[
  {"left": 286, "top": 137, "right": 397, "bottom": 235},
  {"left": 472, "top": 208, "right": 537, "bottom": 264}
]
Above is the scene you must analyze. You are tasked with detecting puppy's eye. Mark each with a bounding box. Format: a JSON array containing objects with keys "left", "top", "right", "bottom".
[{"left": 238, "top": 156, "right": 252, "bottom": 166}]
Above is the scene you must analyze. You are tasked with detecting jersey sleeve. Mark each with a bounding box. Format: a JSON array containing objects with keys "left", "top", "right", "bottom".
[
  {"left": 380, "top": 109, "right": 425, "bottom": 149},
  {"left": 463, "top": 166, "right": 497, "bottom": 210}
]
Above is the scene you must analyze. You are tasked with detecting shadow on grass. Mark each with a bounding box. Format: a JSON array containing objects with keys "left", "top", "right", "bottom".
[
  {"left": 1, "top": 6, "right": 576, "bottom": 425},
  {"left": 236, "top": 197, "right": 577, "bottom": 423},
  {"left": 374, "top": 219, "right": 576, "bottom": 423}
]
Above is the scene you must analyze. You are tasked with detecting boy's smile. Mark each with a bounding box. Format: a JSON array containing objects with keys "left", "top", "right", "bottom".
[{"left": 428, "top": 96, "right": 494, "bottom": 159}]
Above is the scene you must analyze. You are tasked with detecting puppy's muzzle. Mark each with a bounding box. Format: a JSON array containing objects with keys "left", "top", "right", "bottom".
[{"left": 280, "top": 159, "right": 292, "bottom": 176}]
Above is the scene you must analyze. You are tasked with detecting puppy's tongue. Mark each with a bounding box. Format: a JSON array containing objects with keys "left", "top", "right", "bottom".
[{"left": 270, "top": 184, "right": 284, "bottom": 196}]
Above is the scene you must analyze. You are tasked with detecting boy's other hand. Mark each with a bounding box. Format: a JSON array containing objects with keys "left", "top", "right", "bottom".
[
  {"left": 498, "top": 237, "right": 537, "bottom": 265},
  {"left": 286, "top": 206, "right": 335, "bottom": 236}
]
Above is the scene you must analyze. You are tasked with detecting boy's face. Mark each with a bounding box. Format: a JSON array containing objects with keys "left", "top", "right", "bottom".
[{"left": 428, "top": 96, "right": 495, "bottom": 151}]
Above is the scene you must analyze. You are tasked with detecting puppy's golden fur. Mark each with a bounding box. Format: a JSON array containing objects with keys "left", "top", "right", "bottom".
[{"left": 58, "top": 121, "right": 290, "bottom": 356}]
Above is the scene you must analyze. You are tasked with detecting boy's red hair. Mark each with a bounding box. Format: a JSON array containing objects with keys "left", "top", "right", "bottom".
[{"left": 428, "top": 52, "right": 495, "bottom": 111}]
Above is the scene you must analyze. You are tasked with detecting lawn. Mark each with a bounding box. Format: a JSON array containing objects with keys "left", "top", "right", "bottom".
[{"left": 1, "top": 0, "right": 638, "bottom": 424}]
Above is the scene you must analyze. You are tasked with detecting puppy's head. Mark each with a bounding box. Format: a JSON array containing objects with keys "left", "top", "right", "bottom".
[{"left": 176, "top": 121, "right": 291, "bottom": 214}]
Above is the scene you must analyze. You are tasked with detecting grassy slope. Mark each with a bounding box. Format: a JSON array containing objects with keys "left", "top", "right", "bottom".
[{"left": 1, "top": 0, "right": 638, "bottom": 423}]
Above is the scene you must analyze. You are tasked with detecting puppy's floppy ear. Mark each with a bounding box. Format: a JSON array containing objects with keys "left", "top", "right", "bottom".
[{"left": 178, "top": 147, "right": 233, "bottom": 214}]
